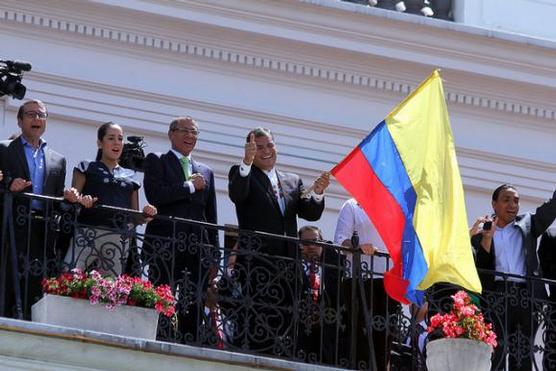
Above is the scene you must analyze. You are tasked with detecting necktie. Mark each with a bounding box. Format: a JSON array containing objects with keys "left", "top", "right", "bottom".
[
  {"left": 180, "top": 156, "right": 190, "bottom": 180},
  {"left": 210, "top": 306, "right": 225, "bottom": 349},
  {"left": 309, "top": 263, "right": 320, "bottom": 303}
]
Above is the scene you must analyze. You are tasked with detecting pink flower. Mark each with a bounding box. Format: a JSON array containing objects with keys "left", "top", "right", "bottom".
[
  {"left": 427, "top": 290, "right": 497, "bottom": 349},
  {"left": 41, "top": 270, "right": 177, "bottom": 318}
]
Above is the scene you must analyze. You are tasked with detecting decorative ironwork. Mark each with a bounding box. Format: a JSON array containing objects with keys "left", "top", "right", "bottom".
[{"left": 1, "top": 190, "right": 555, "bottom": 370}]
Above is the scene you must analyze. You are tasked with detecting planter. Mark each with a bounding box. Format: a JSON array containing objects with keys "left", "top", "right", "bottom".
[
  {"left": 426, "top": 338, "right": 492, "bottom": 371},
  {"left": 32, "top": 294, "right": 159, "bottom": 339}
]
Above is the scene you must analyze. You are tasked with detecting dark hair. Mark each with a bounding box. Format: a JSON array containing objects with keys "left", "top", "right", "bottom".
[
  {"left": 298, "top": 225, "right": 323, "bottom": 240},
  {"left": 245, "top": 127, "right": 273, "bottom": 143},
  {"left": 96, "top": 121, "right": 122, "bottom": 161},
  {"left": 17, "top": 99, "right": 47, "bottom": 120},
  {"left": 492, "top": 184, "right": 518, "bottom": 202}
]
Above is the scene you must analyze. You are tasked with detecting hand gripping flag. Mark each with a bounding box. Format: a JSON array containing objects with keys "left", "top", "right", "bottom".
[{"left": 331, "top": 70, "right": 481, "bottom": 304}]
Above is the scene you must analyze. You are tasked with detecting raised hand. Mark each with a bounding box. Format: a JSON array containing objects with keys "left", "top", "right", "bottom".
[
  {"left": 243, "top": 133, "right": 256, "bottom": 166},
  {"left": 312, "top": 171, "right": 330, "bottom": 195}
]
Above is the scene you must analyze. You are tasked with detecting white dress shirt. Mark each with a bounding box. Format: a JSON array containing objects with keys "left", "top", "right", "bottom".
[
  {"left": 334, "top": 198, "right": 390, "bottom": 276},
  {"left": 238, "top": 161, "right": 323, "bottom": 213},
  {"left": 493, "top": 221, "right": 526, "bottom": 282}
]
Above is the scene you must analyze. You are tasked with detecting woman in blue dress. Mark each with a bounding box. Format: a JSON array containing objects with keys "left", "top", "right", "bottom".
[{"left": 65, "top": 122, "right": 156, "bottom": 276}]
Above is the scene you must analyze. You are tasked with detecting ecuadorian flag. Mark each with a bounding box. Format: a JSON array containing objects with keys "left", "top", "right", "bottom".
[{"left": 331, "top": 70, "right": 481, "bottom": 305}]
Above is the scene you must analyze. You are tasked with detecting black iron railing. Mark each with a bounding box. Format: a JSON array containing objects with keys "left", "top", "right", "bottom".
[{"left": 1, "top": 190, "right": 555, "bottom": 370}]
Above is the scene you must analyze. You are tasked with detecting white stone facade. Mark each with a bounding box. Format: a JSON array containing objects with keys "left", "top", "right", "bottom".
[{"left": 0, "top": 0, "right": 554, "bottom": 240}]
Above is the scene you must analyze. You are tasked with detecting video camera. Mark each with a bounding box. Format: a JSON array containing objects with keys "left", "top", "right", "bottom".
[
  {"left": 120, "top": 136, "right": 146, "bottom": 172},
  {"left": 0, "top": 59, "right": 32, "bottom": 100}
]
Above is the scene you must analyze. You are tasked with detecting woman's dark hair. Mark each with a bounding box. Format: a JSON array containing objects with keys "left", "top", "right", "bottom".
[{"left": 96, "top": 121, "right": 121, "bottom": 161}]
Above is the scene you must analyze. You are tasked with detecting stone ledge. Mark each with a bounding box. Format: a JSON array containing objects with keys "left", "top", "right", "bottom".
[{"left": 0, "top": 317, "right": 342, "bottom": 371}]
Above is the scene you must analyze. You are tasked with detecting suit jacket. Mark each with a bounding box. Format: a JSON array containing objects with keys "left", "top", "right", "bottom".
[
  {"left": 472, "top": 188, "right": 556, "bottom": 298},
  {"left": 1, "top": 136, "right": 66, "bottom": 203},
  {"left": 228, "top": 165, "right": 324, "bottom": 258},
  {"left": 538, "top": 229, "right": 556, "bottom": 297},
  {"left": 143, "top": 151, "right": 218, "bottom": 249}
]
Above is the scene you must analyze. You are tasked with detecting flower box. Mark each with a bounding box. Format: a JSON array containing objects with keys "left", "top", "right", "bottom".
[
  {"left": 32, "top": 294, "right": 159, "bottom": 339},
  {"left": 426, "top": 338, "right": 491, "bottom": 371}
]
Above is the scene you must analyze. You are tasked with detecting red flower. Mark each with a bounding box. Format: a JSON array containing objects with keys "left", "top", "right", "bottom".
[{"left": 427, "top": 290, "right": 497, "bottom": 348}]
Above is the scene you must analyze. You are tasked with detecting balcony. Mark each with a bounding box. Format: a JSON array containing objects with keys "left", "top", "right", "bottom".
[{"left": 0, "top": 190, "right": 553, "bottom": 370}]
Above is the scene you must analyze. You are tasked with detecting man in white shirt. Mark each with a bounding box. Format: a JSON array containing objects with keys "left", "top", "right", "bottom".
[
  {"left": 472, "top": 184, "right": 556, "bottom": 371},
  {"left": 334, "top": 198, "right": 398, "bottom": 371}
]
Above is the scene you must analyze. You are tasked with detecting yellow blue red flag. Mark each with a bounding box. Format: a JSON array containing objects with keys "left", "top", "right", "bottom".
[{"left": 331, "top": 70, "right": 481, "bottom": 304}]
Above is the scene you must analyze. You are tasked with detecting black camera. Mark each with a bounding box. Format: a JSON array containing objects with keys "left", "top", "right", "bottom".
[
  {"left": 0, "top": 59, "right": 32, "bottom": 100},
  {"left": 120, "top": 136, "right": 146, "bottom": 172},
  {"left": 482, "top": 221, "right": 492, "bottom": 231}
]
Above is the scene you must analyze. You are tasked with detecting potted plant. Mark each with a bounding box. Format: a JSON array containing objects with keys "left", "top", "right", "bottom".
[
  {"left": 426, "top": 290, "right": 497, "bottom": 371},
  {"left": 32, "top": 269, "right": 176, "bottom": 339}
]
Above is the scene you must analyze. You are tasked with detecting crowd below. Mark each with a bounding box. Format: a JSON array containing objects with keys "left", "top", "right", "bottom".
[{"left": 0, "top": 99, "right": 555, "bottom": 370}]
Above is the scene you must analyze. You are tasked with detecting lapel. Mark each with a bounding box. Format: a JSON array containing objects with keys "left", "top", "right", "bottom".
[
  {"left": 12, "top": 137, "right": 31, "bottom": 180},
  {"left": 191, "top": 158, "right": 199, "bottom": 177},
  {"left": 167, "top": 150, "right": 186, "bottom": 182},
  {"left": 252, "top": 167, "right": 282, "bottom": 216},
  {"left": 43, "top": 145, "right": 52, "bottom": 187}
]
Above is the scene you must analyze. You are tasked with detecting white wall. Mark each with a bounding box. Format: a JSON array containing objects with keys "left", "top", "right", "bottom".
[
  {"left": 1, "top": 0, "right": 554, "bottom": 242},
  {"left": 455, "top": 0, "right": 556, "bottom": 41}
]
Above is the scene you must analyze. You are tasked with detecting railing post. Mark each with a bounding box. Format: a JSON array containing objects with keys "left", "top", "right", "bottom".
[
  {"left": 0, "top": 191, "right": 23, "bottom": 319},
  {"left": 350, "top": 231, "right": 359, "bottom": 369}
]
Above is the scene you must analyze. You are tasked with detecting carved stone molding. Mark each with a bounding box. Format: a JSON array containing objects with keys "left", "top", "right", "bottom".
[{"left": 1, "top": 6, "right": 556, "bottom": 123}]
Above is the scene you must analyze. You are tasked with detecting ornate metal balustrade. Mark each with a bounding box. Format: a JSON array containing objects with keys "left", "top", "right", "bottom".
[{"left": 1, "top": 190, "right": 555, "bottom": 370}]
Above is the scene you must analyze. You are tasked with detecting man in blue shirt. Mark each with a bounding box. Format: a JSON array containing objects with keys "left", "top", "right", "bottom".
[{"left": 1, "top": 99, "right": 78, "bottom": 319}]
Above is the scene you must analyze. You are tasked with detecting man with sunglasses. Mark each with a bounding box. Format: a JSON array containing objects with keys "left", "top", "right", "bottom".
[
  {"left": 1, "top": 99, "right": 78, "bottom": 319},
  {"left": 142, "top": 116, "right": 218, "bottom": 345}
]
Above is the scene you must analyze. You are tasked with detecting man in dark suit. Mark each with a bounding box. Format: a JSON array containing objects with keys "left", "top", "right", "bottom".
[
  {"left": 538, "top": 228, "right": 556, "bottom": 370},
  {"left": 0, "top": 99, "right": 78, "bottom": 319},
  {"left": 296, "top": 225, "right": 345, "bottom": 365},
  {"left": 143, "top": 116, "right": 218, "bottom": 344},
  {"left": 227, "top": 127, "right": 329, "bottom": 355},
  {"left": 471, "top": 184, "right": 556, "bottom": 371}
]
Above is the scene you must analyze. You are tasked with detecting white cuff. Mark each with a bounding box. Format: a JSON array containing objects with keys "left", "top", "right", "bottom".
[
  {"left": 184, "top": 181, "right": 196, "bottom": 193},
  {"left": 239, "top": 161, "right": 251, "bottom": 177},
  {"left": 310, "top": 191, "right": 324, "bottom": 201}
]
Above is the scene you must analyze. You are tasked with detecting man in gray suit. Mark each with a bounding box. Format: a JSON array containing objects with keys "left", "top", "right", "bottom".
[{"left": 1, "top": 99, "right": 78, "bottom": 319}]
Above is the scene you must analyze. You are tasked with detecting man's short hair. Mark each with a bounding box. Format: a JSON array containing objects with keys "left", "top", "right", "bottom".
[
  {"left": 298, "top": 225, "right": 323, "bottom": 240},
  {"left": 17, "top": 99, "right": 47, "bottom": 120},
  {"left": 169, "top": 116, "right": 198, "bottom": 132},
  {"left": 246, "top": 127, "right": 273, "bottom": 142},
  {"left": 492, "top": 184, "right": 518, "bottom": 201}
]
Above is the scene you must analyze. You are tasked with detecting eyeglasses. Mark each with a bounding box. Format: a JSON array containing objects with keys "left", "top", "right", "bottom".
[
  {"left": 23, "top": 111, "right": 48, "bottom": 119},
  {"left": 171, "top": 127, "right": 199, "bottom": 136},
  {"left": 256, "top": 142, "right": 275, "bottom": 150}
]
